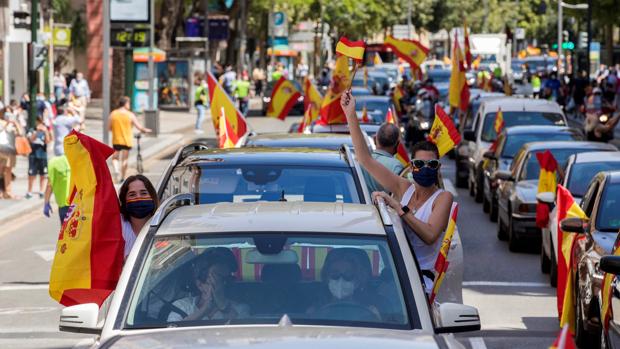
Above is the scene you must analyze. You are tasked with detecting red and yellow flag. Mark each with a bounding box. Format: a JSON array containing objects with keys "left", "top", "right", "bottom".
[
  {"left": 549, "top": 324, "right": 576, "bottom": 349},
  {"left": 218, "top": 107, "right": 238, "bottom": 148},
  {"left": 385, "top": 107, "right": 397, "bottom": 125},
  {"left": 601, "top": 235, "right": 620, "bottom": 334},
  {"left": 318, "top": 55, "right": 351, "bottom": 125},
  {"left": 49, "top": 131, "right": 124, "bottom": 307},
  {"left": 556, "top": 185, "right": 587, "bottom": 332},
  {"left": 395, "top": 143, "right": 411, "bottom": 168},
  {"left": 297, "top": 105, "right": 313, "bottom": 133},
  {"left": 384, "top": 35, "right": 429, "bottom": 70},
  {"left": 463, "top": 20, "right": 473, "bottom": 68},
  {"left": 428, "top": 104, "right": 462, "bottom": 157},
  {"left": 303, "top": 76, "right": 323, "bottom": 122},
  {"left": 536, "top": 150, "right": 559, "bottom": 228},
  {"left": 392, "top": 85, "right": 405, "bottom": 116},
  {"left": 267, "top": 77, "right": 301, "bottom": 120},
  {"left": 207, "top": 71, "right": 249, "bottom": 142},
  {"left": 361, "top": 105, "right": 370, "bottom": 123},
  {"left": 472, "top": 56, "right": 481, "bottom": 70},
  {"left": 430, "top": 203, "right": 459, "bottom": 303},
  {"left": 449, "top": 34, "right": 470, "bottom": 112},
  {"left": 494, "top": 108, "right": 505, "bottom": 134},
  {"left": 335, "top": 37, "right": 366, "bottom": 62}
]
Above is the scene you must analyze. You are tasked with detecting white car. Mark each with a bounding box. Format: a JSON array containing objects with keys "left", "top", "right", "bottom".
[
  {"left": 59, "top": 197, "right": 479, "bottom": 348},
  {"left": 463, "top": 97, "right": 568, "bottom": 203},
  {"left": 538, "top": 151, "right": 620, "bottom": 287}
]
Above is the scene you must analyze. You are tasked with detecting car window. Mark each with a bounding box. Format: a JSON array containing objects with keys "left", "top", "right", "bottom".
[
  {"left": 501, "top": 132, "right": 580, "bottom": 158},
  {"left": 596, "top": 182, "right": 620, "bottom": 231},
  {"left": 356, "top": 101, "right": 389, "bottom": 123},
  {"left": 182, "top": 165, "right": 360, "bottom": 204},
  {"left": 567, "top": 162, "right": 620, "bottom": 198},
  {"left": 521, "top": 148, "right": 602, "bottom": 181},
  {"left": 124, "top": 234, "right": 413, "bottom": 330},
  {"left": 481, "top": 112, "right": 566, "bottom": 142}
]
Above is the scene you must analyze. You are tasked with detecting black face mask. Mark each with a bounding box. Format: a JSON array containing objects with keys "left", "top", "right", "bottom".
[
  {"left": 411, "top": 167, "right": 438, "bottom": 187},
  {"left": 126, "top": 199, "right": 155, "bottom": 219}
]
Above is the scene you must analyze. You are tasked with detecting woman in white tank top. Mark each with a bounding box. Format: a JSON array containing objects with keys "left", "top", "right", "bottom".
[{"left": 341, "top": 90, "right": 454, "bottom": 286}]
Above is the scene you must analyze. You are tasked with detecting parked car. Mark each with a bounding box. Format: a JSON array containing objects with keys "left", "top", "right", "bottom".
[
  {"left": 560, "top": 171, "right": 620, "bottom": 347},
  {"left": 58, "top": 199, "right": 480, "bottom": 347},
  {"left": 351, "top": 86, "right": 374, "bottom": 97},
  {"left": 481, "top": 126, "right": 583, "bottom": 221},
  {"left": 494, "top": 141, "right": 615, "bottom": 251},
  {"left": 463, "top": 97, "right": 568, "bottom": 203},
  {"left": 538, "top": 151, "right": 620, "bottom": 287},
  {"left": 262, "top": 80, "right": 305, "bottom": 115}
]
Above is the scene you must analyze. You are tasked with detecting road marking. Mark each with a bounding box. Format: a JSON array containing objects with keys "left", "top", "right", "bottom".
[
  {"left": 443, "top": 178, "right": 458, "bottom": 197},
  {"left": 469, "top": 337, "right": 488, "bottom": 349},
  {"left": 463, "top": 281, "right": 549, "bottom": 287},
  {"left": 34, "top": 250, "right": 55, "bottom": 262},
  {"left": 0, "top": 284, "right": 48, "bottom": 291}
]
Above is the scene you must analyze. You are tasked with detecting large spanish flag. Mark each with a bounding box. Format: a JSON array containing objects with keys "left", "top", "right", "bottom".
[
  {"left": 449, "top": 34, "right": 470, "bottom": 112},
  {"left": 392, "top": 85, "right": 405, "bottom": 116},
  {"left": 556, "top": 185, "right": 587, "bottom": 332},
  {"left": 430, "top": 203, "right": 459, "bottom": 303},
  {"left": 318, "top": 55, "right": 351, "bottom": 125},
  {"left": 49, "top": 131, "right": 124, "bottom": 306},
  {"left": 384, "top": 35, "right": 429, "bottom": 70},
  {"left": 303, "top": 76, "right": 323, "bottom": 122},
  {"left": 550, "top": 324, "right": 576, "bottom": 349},
  {"left": 536, "top": 150, "right": 559, "bottom": 228},
  {"left": 601, "top": 236, "right": 620, "bottom": 334},
  {"left": 267, "top": 77, "right": 301, "bottom": 120},
  {"left": 428, "top": 104, "right": 461, "bottom": 157},
  {"left": 335, "top": 37, "right": 366, "bottom": 62},
  {"left": 463, "top": 20, "right": 473, "bottom": 68},
  {"left": 207, "top": 71, "right": 249, "bottom": 142}
]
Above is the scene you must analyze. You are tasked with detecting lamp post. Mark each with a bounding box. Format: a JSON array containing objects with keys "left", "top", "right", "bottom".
[{"left": 556, "top": 1, "right": 588, "bottom": 74}]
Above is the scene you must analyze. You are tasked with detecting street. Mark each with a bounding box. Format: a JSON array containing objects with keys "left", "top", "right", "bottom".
[{"left": 0, "top": 113, "right": 559, "bottom": 349}]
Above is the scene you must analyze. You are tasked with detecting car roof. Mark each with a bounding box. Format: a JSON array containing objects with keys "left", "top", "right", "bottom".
[
  {"left": 158, "top": 202, "right": 386, "bottom": 236},
  {"left": 480, "top": 97, "right": 562, "bottom": 113},
  {"left": 573, "top": 151, "right": 620, "bottom": 164},
  {"left": 504, "top": 125, "right": 577, "bottom": 135},
  {"left": 180, "top": 148, "right": 350, "bottom": 168},
  {"left": 355, "top": 95, "right": 390, "bottom": 102},
  {"left": 523, "top": 141, "right": 617, "bottom": 152},
  {"left": 245, "top": 133, "right": 354, "bottom": 150}
]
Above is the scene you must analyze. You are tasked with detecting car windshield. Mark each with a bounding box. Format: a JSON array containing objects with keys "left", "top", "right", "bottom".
[
  {"left": 526, "top": 59, "right": 556, "bottom": 71},
  {"left": 501, "top": 132, "right": 579, "bottom": 158},
  {"left": 521, "top": 148, "right": 601, "bottom": 181},
  {"left": 482, "top": 112, "right": 565, "bottom": 142},
  {"left": 124, "top": 234, "right": 413, "bottom": 330},
  {"left": 568, "top": 162, "right": 620, "bottom": 197},
  {"left": 182, "top": 165, "right": 360, "bottom": 204},
  {"left": 597, "top": 183, "right": 620, "bottom": 231},
  {"left": 427, "top": 71, "right": 451, "bottom": 84}
]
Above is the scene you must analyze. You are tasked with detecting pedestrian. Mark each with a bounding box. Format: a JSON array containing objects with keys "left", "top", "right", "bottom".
[
  {"left": 252, "top": 66, "right": 265, "bottom": 96},
  {"left": 572, "top": 70, "right": 589, "bottom": 118},
  {"left": 233, "top": 72, "right": 251, "bottom": 116},
  {"left": 43, "top": 154, "right": 70, "bottom": 223},
  {"left": 51, "top": 104, "right": 81, "bottom": 156},
  {"left": 109, "top": 96, "right": 151, "bottom": 183},
  {"left": 362, "top": 123, "right": 405, "bottom": 193},
  {"left": 68, "top": 72, "right": 91, "bottom": 119},
  {"left": 532, "top": 73, "right": 542, "bottom": 98},
  {"left": 53, "top": 71, "right": 67, "bottom": 102},
  {"left": 296, "top": 60, "right": 309, "bottom": 80},
  {"left": 118, "top": 175, "right": 159, "bottom": 259},
  {"left": 194, "top": 77, "right": 209, "bottom": 134},
  {"left": 221, "top": 66, "right": 236, "bottom": 96},
  {"left": 0, "top": 110, "right": 23, "bottom": 199},
  {"left": 26, "top": 116, "right": 51, "bottom": 199},
  {"left": 341, "top": 89, "right": 453, "bottom": 293}
]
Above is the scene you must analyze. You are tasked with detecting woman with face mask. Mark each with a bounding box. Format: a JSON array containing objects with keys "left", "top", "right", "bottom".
[
  {"left": 341, "top": 89, "right": 454, "bottom": 292},
  {"left": 118, "top": 175, "right": 159, "bottom": 259}
]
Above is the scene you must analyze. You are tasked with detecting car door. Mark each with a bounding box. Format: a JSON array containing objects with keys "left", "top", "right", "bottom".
[{"left": 497, "top": 148, "right": 525, "bottom": 222}]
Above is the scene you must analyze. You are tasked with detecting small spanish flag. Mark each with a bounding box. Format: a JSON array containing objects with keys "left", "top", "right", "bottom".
[
  {"left": 267, "top": 77, "right": 301, "bottom": 120},
  {"left": 395, "top": 142, "right": 411, "bottom": 168},
  {"left": 303, "top": 77, "right": 323, "bottom": 122},
  {"left": 448, "top": 33, "right": 470, "bottom": 112},
  {"left": 360, "top": 105, "right": 370, "bottom": 123},
  {"left": 535, "top": 150, "right": 558, "bottom": 228},
  {"left": 297, "top": 105, "right": 313, "bottom": 133},
  {"left": 601, "top": 235, "right": 620, "bottom": 334},
  {"left": 463, "top": 19, "right": 473, "bottom": 68},
  {"left": 494, "top": 108, "right": 505, "bottom": 134},
  {"left": 384, "top": 35, "right": 429, "bottom": 70},
  {"left": 430, "top": 203, "right": 459, "bottom": 303},
  {"left": 392, "top": 86, "right": 405, "bottom": 116},
  {"left": 428, "top": 105, "right": 461, "bottom": 157},
  {"left": 385, "top": 107, "right": 396, "bottom": 125},
  {"left": 549, "top": 324, "right": 576, "bottom": 349},
  {"left": 335, "top": 37, "right": 366, "bottom": 62},
  {"left": 207, "top": 71, "right": 249, "bottom": 141}
]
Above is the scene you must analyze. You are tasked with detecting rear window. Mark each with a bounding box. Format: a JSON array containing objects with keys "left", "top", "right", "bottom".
[
  {"left": 597, "top": 183, "right": 620, "bottom": 231},
  {"left": 521, "top": 148, "right": 606, "bottom": 180},
  {"left": 567, "top": 162, "right": 620, "bottom": 197},
  {"left": 356, "top": 101, "right": 389, "bottom": 123},
  {"left": 501, "top": 132, "right": 579, "bottom": 158},
  {"left": 482, "top": 112, "right": 565, "bottom": 142}
]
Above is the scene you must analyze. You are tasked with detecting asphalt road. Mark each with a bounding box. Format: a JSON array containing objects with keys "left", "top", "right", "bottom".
[{"left": 0, "top": 112, "right": 563, "bottom": 349}]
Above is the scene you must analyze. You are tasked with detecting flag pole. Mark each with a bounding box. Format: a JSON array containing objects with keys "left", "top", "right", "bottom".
[{"left": 348, "top": 61, "right": 360, "bottom": 90}]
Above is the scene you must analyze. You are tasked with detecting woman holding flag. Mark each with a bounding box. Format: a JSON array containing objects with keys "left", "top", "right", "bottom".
[
  {"left": 341, "top": 89, "right": 453, "bottom": 292},
  {"left": 118, "top": 175, "right": 159, "bottom": 259}
]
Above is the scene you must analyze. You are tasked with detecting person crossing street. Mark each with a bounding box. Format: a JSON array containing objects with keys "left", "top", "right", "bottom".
[{"left": 233, "top": 72, "right": 251, "bottom": 116}]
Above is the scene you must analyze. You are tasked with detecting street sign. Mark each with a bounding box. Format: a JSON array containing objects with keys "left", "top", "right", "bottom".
[
  {"left": 43, "top": 25, "right": 72, "bottom": 47},
  {"left": 515, "top": 28, "right": 525, "bottom": 40},
  {"left": 269, "top": 12, "right": 288, "bottom": 37},
  {"left": 110, "top": 0, "right": 150, "bottom": 23}
]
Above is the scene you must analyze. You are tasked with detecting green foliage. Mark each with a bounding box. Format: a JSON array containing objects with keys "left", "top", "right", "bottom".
[{"left": 50, "top": 0, "right": 86, "bottom": 49}]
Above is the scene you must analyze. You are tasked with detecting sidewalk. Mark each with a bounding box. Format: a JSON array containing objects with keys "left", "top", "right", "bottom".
[{"left": 0, "top": 105, "right": 201, "bottom": 224}]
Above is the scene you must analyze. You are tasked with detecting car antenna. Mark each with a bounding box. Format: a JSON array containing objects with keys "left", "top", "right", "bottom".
[{"left": 279, "top": 190, "right": 287, "bottom": 202}]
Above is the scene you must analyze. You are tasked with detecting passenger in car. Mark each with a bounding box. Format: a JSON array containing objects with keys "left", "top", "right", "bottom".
[
  {"left": 167, "top": 248, "right": 249, "bottom": 322},
  {"left": 118, "top": 175, "right": 159, "bottom": 259}
]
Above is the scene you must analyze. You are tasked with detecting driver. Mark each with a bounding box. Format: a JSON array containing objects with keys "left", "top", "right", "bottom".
[{"left": 167, "top": 248, "right": 249, "bottom": 322}]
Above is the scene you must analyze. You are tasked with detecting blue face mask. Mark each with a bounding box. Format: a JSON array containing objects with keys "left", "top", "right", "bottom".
[
  {"left": 411, "top": 166, "right": 438, "bottom": 187},
  {"left": 126, "top": 199, "right": 155, "bottom": 219}
]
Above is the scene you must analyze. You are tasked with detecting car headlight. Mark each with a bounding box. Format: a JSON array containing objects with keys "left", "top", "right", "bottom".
[
  {"left": 420, "top": 121, "right": 430, "bottom": 130},
  {"left": 263, "top": 97, "right": 271, "bottom": 103}
]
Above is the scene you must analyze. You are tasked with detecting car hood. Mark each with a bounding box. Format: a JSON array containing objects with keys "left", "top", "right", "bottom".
[
  {"left": 515, "top": 180, "right": 538, "bottom": 203},
  {"left": 101, "top": 326, "right": 447, "bottom": 349}
]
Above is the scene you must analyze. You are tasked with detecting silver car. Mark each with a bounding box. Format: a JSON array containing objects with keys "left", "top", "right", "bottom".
[{"left": 58, "top": 198, "right": 480, "bottom": 347}]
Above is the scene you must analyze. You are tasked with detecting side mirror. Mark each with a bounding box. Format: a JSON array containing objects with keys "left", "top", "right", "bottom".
[
  {"left": 435, "top": 303, "right": 481, "bottom": 333},
  {"left": 494, "top": 170, "right": 513, "bottom": 181},
  {"left": 59, "top": 303, "right": 102, "bottom": 334},
  {"left": 536, "top": 192, "right": 555, "bottom": 205},
  {"left": 601, "top": 256, "right": 620, "bottom": 275},
  {"left": 483, "top": 151, "right": 497, "bottom": 160},
  {"left": 560, "top": 217, "right": 586, "bottom": 234},
  {"left": 463, "top": 130, "right": 475, "bottom": 142}
]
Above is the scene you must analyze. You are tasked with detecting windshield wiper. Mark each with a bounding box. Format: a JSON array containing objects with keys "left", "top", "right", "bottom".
[{"left": 279, "top": 190, "right": 287, "bottom": 202}]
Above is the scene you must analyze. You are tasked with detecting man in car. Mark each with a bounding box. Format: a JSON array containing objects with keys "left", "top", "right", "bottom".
[
  {"left": 362, "top": 123, "right": 404, "bottom": 193},
  {"left": 167, "top": 248, "right": 249, "bottom": 322}
]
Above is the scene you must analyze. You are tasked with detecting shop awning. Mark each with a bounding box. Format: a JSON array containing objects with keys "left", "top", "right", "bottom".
[{"left": 133, "top": 47, "right": 167, "bottom": 63}]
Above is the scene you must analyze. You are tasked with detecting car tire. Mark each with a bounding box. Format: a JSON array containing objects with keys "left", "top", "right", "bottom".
[
  {"left": 540, "top": 244, "right": 551, "bottom": 274},
  {"left": 474, "top": 170, "right": 484, "bottom": 203},
  {"left": 490, "top": 198, "right": 498, "bottom": 222},
  {"left": 497, "top": 210, "right": 508, "bottom": 241},
  {"left": 508, "top": 214, "right": 521, "bottom": 252},
  {"left": 575, "top": 282, "right": 600, "bottom": 348},
  {"left": 483, "top": 192, "right": 490, "bottom": 213},
  {"left": 550, "top": 246, "right": 558, "bottom": 288}
]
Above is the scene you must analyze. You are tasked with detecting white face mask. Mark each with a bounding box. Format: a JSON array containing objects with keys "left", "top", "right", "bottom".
[{"left": 328, "top": 277, "right": 355, "bottom": 300}]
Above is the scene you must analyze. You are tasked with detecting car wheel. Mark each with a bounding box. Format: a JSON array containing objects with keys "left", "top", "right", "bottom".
[
  {"left": 483, "top": 191, "right": 490, "bottom": 213},
  {"left": 474, "top": 170, "right": 484, "bottom": 203},
  {"left": 540, "top": 244, "right": 551, "bottom": 274},
  {"left": 550, "top": 246, "right": 558, "bottom": 288},
  {"left": 575, "top": 282, "right": 600, "bottom": 348},
  {"left": 508, "top": 213, "right": 521, "bottom": 252},
  {"left": 490, "top": 197, "right": 498, "bottom": 222},
  {"left": 497, "top": 209, "right": 508, "bottom": 241}
]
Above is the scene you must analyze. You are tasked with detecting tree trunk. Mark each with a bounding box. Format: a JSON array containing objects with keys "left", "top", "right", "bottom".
[
  {"left": 111, "top": 49, "right": 125, "bottom": 107},
  {"left": 158, "top": 0, "right": 184, "bottom": 50},
  {"left": 604, "top": 24, "right": 613, "bottom": 66},
  {"left": 258, "top": 13, "right": 267, "bottom": 70}
]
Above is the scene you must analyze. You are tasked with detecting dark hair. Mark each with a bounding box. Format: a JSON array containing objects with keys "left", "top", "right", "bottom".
[
  {"left": 376, "top": 123, "right": 400, "bottom": 149},
  {"left": 118, "top": 96, "right": 130, "bottom": 108},
  {"left": 194, "top": 247, "right": 239, "bottom": 275},
  {"left": 118, "top": 175, "right": 159, "bottom": 221},
  {"left": 410, "top": 140, "right": 440, "bottom": 159},
  {"left": 321, "top": 248, "right": 372, "bottom": 285}
]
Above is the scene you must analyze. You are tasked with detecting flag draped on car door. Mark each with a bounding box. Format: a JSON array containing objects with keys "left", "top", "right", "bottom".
[{"left": 536, "top": 150, "right": 559, "bottom": 228}]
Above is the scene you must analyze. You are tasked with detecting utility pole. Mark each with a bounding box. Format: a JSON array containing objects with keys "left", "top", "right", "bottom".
[
  {"left": 557, "top": 0, "right": 562, "bottom": 72},
  {"left": 237, "top": 0, "right": 247, "bottom": 76},
  {"left": 269, "top": 0, "right": 275, "bottom": 76},
  {"left": 102, "top": 0, "right": 111, "bottom": 145},
  {"left": 48, "top": 10, "right": 55, "bottom": 99},
  {"left": 586, "top": 0, "right": 592, "bottom": 76},
  {"left": 147, "top": 0, "right": 154, "bottom": 110},
  {"left": 28, "top": 0, "right": 40, "bottom": 129}
]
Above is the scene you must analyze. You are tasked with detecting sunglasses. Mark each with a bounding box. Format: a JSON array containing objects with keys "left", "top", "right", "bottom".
[
  {"left": 328, "top": 271, "right": 355, "bottom": 282},
  {"left": 411, "top": 159, "right": 441, "bottom": 170}
]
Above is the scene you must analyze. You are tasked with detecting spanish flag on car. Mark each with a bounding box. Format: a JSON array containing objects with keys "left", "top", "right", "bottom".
[
  {"left": 428, "top": 104, "right": 461, "bottom": 157},
  {"left": 549, "top": 324, "right": 576, "bottom": 349},
  {"left": 535, "top": 150, "right": 558, "bottom": 228},
  {"left": 392, "top": 85, "right": 405, "bottom": 116},
  {"left": 384, "top": 35, "right": 429, "bottom": 70},
  {"left": 219, "top": 107, "right": 238, "bottom": 148},
  {"left": 601, "top": 235, "right": 620, "bottom": 334},
  {"left": 463, "top": 19, "right": 473, "bottom": 68},
  {"left": 207, "top": 71, "right": 249, "bottom": 145},
  {"left": 556, "top": 185, "right": 587, "bottom": 333},
  {"left": 297, "top": 105, "right": 313, "bottom": 133},
  {"left": 318, "top": 55, "right": 351, "bottom": 125},
  {"left": 267, "top": 77, "right": 301, "bottom": 120},
  {"left": 303, "top": 76, "right": 323, "bottom": 123},
  {"left": 49, "top": 131, "right": 124, "bottom": 307},
  {"left": 385, "top": 107, "right": 396, "bottom": 125},
  {"left": 335, "top": 37, "right": 366, "bottom": 62},
  {"left": 494, "top": 108, "right": 505, "bottom": 134},
  {"left": 449, "top": 33, "right": 470, "bottom": 112},
  {"left": 430, "top": 203, "right": 459, "bottom": 303}
]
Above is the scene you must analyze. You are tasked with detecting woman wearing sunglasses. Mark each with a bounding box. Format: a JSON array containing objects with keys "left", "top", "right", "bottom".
[{"left": 341, "top": 89, "right": 454, "bottom": 292}]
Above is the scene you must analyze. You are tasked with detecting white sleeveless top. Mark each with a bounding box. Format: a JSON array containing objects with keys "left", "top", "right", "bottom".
[{"left": 400, "top": 185, "right": 445, "bottom": 271}]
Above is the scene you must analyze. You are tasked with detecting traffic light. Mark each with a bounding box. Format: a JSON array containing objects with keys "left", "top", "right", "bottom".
[
  {"left": 562, "top": 30, "right": 569, "bottom": 43},
  {"left": 30, "top": 43, "right": 47, "bottom": 71},
  {"left": 578, "top": 31, "right": 588, "bottom": 49}
]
